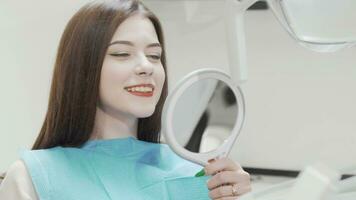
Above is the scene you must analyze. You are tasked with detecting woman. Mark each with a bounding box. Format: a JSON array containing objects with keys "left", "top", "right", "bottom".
[{"left": 0, "top": 0, "right": 251, "bottom": 199}]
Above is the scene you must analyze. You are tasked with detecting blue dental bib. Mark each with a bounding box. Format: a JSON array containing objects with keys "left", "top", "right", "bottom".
[{"left": 21, "top": 137, "right": 210, "bottom": 200}]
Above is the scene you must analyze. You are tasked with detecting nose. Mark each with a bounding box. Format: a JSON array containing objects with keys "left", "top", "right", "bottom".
[{"left": 135, "top": 54, "right": 154, "bottom": 77}]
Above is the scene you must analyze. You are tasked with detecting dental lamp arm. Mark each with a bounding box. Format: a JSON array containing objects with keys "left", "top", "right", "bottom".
[{"left": 224, "top": 0, "right": 256, "bottom": 85}]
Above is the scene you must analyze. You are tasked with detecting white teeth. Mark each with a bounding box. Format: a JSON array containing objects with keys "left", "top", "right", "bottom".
[{"left": 126, "top": 86, "right": 153, "bottom": 92}]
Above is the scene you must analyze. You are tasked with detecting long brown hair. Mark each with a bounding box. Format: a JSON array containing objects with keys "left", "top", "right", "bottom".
[{"left": 32, "top": 0, "right": 168, "bottom": 149}]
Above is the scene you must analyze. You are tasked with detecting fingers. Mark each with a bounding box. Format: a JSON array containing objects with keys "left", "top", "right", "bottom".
[
  {"left": 208, "top": 184, "right": 252, "bottom": 199},
  {"left": 207, "top": 171, "right": 237, "bottom": 190},
  {"left": 209, "top": 184, "right": 252, "bottom": 199},
  {"left": 207, "top": 170, "right": 250, "bottom": 190},
  {"left": 215, "top": 197, "right": 238, "bottom": 200},
  {"left": 205, "top": 158, "right": 242, "bottom": 176},
  {"left": 208, "top": 185, "right": 235, "bottom": 199},
  {"left": 204, "top": 158, "right": 252, "bottom": 199}
]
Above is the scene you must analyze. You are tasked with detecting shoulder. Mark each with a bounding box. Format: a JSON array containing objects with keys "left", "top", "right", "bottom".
[
  {"left": 20, "top": 147, "right": 88, "bottom": 180},
  {"left": 21, "top": 147, "right": 84, "bottom": 166},
  {"left": 18, "top": 147, "right": 86, "bottom": 199}
]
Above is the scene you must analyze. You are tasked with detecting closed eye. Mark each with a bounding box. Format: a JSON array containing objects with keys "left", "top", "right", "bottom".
[
  {"left": 110, "top": 52, "right": 130, "bottom": 57},
  {"left": 146, "top": 54, "right": 161, "bottom": 61}
]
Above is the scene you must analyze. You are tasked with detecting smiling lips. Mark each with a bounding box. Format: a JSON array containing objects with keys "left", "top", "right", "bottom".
[{"left": 124, "top": 84, "right": 155, "bottom": 97}]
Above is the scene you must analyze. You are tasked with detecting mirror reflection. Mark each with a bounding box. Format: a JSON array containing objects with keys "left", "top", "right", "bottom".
[{"left": 172, "top": 78, "right": 238, "bottom": 153}]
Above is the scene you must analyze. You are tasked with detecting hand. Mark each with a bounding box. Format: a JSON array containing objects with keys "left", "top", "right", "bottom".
[{"left": 205, "top": 158, "right": 251, "bottom": 200}]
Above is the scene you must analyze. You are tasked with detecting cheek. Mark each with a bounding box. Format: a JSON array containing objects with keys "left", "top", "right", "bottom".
[
  {"left": 155, "top": 66, "right": 166, "bottom": 91},
  {"left": 99, "top": 60, "right": 130, "bottom": 100}
]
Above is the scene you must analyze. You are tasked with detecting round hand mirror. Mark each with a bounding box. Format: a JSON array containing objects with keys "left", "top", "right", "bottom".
[{"left": 162, "top": 68, "right": 245, "bottom": 166}]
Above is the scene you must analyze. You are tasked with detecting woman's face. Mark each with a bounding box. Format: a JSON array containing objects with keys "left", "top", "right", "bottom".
[{"left": 99, "top": 14, "right": 165, "bottom": 118}]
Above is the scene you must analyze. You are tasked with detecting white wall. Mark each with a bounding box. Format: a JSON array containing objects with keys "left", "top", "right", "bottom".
[
  {"left": 0, "top": 0, "right": 91, "bottom": 171},
  {"left": 0, "top": 1, "right": 355, "bottom": 173},
  {"left": 236, "top": 11, "right": 356, "bottom": 172}
]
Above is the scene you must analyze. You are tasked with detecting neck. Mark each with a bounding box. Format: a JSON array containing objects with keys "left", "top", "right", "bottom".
[{"left": 90, "top": 106, "right": 138, "bottom": 140}]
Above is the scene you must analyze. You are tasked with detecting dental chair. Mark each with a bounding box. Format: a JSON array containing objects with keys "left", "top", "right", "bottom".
[{"left": 0, "top": 172, "right": 5, "bottom": 185}]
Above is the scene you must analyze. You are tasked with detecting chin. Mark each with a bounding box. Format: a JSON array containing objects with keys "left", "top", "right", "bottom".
[{"left": 132, "top": 107, "right": 156, "bottom": 118}]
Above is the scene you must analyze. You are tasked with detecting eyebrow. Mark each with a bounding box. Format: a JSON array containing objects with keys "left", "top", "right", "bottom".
[{"left": 109, "top": 40, "right": 161, "bottom": 48}]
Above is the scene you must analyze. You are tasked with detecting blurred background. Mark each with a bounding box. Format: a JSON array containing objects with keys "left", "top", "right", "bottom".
[{"left": 1, "top": 0, "right": 355, "bottom": 190}]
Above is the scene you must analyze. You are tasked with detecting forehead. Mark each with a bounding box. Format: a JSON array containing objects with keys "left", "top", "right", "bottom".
[{"left": 110, "top": 14, "right": 159, "bottom": 44}]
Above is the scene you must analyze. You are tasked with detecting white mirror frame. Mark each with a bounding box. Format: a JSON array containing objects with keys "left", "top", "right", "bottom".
[{"left": 162, "top": 68, "right": 245, "bottom": 166}]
